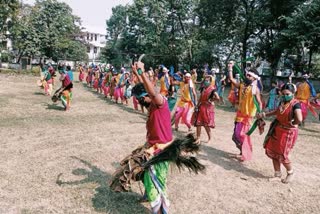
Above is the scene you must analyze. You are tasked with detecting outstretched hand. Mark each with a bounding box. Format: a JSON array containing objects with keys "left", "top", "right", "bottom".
[
  {"left": 256, "top": 112, "right": 265, "bottom": 119},
  {"left": 131, "top": 63, "right": 138, "bottom": 76},
  {"left": 228, "top": 61, "right": 235, "bottom": 71}
]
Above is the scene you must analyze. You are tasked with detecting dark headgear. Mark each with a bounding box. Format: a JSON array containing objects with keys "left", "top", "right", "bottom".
[
  {"left": 132, "top": 83, "right": 148, "bottom": 99},
  {"left": 281, "top": 83, "right": 296, "bottom": 93}
]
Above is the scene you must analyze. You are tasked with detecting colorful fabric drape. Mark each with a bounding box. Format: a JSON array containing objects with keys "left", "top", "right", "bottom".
[
  {"left": 264, "top": 99, "right": 299, "bottom": 164},
  {"left": 143, "top": 162, "right": 170, "bottom": 214},
  {"left": 192, "top": 86, "right": 215, "bottom": 128}
]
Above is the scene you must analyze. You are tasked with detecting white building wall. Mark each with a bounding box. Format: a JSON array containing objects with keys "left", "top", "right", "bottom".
[{"left": 82, "top": 30, "right": 106, "bottom": 63}]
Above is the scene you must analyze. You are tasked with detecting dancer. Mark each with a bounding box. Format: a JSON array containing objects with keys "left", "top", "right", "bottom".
[
  {"left": 109, "top": 68, "right": 118, "bottom": 101},
  {"left": 257, "top": 83, "right": 302, "bottom": 183},
  {"left": 216, "top": 72, "right": 226, "bottom": 105},
  {"left": 48, "top": 63, "right": 56, "bottom": 86},
  {"left": 98, "top": 68, "right": 104, "bottom": 94},
  {"left": 114, "top": 68, "right": 126, "bottom": 104},
  {"left": 159, "top": 67, "right": 170, "bottom": 97},
  {"left": 228, "top": 61, "right": 263, "bottom": 161},
  {"left": 227, "top": 73, "right": 240, "bottom": 109},
  {"left": 78, "top": 64, "right": 85, "bottom": 82},
  {"left": 265, "top": 81, "right": 280, "bottom": 111},
  {"left": 42, "top": 68, "right": 53, "bottom": 96},
  {"left": 54, "top": 67, "right": 73, "bottom": 111},
  {"left": 296, "top": 73, "right": 317, "bottom": 125},
  {"left": 109, "top": 61, "right": 205, "bottom": 214},
  {"left": 192, "top": 75, "right": 219, "bottom": 144},
  {"left": 132, "top": 71, "right": 145, "bottom": 113},
  {"left": 103, "top": 69, "right": 112, "bottom": 98},
  {"left": 66, "top": 65, "right": 73, "bottom": 82},
  {"left": 122, "top": 72, "right": 132, "bottom": 105},
  {"left": 174, "top": 73, "right": 197, "bottom": 132}
]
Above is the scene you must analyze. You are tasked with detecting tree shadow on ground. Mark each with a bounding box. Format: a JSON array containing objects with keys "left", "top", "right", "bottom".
[
  {"left": 200, "top": 145, "right": 268, "bottom": 179},
  {"left": 300, "top": 126, "right": 320, "bottom": 134},
  {"left": 34, "top": 92, "right": 45, "bottom": 96},
  {"left": 46, "top": 103, "right": 65, "bottom": 111},
  {"left": 81, "top": 83, "right": 147, "bottom": 120},
  {"left": 298, "top": 133, "right": 320, "bottom": 138},
  {"left": 56, "top": 156, "right": 149, "bottom": 214}
]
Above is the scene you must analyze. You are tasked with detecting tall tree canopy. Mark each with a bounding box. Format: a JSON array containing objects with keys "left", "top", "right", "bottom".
[
  {"left": 10, "top": 0, "right": 88, "bottom": 62},
  {"left": 103, "top": 0, "right": 320, "bottom": 76}
]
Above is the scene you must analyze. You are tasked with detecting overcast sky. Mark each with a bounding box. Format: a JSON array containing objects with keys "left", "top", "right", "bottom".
[{"left": 23, "top": 0, "right": 132, "bottom": 34}]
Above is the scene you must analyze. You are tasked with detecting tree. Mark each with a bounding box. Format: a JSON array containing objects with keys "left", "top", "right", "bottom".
[
  {"left": 281, "top": 0, "right": 320, "bottom": 71},
  {"left": 10, "top": 3, "right": 41, "bottom": 62},
  {"left": 0, "top": 0, "right": 19, "bottom": 63},
  {"left": 10, "top": 0, "right": 88, "bottom": 63}
]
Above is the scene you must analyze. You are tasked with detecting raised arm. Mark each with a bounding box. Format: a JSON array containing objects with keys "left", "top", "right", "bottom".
[
  {"left": 135, "top": 62, "right": 164, "bottom": 106},
  {"left": 255, "top": 88, "right": 263, "bottom": 112},
  {"left": 228, "top": 61, "right": 240, "bottom": 88}
]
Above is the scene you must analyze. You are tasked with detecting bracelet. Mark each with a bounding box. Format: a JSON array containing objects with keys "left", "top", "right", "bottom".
[{"left": 137, "top": 68, "right": 143, "bottom": 75}]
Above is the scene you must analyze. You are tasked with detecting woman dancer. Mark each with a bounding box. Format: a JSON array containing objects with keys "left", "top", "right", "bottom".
[{"left": 257, "top": 83, "right": 302, "bottom": 183}]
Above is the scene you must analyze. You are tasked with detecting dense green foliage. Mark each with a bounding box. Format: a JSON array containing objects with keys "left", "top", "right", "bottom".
[
  {"left": 103, "top": 0, "right": 320, "bottom": 75},
  {"left": 5, "top": 0, "right": 88, "bottom": 62}
]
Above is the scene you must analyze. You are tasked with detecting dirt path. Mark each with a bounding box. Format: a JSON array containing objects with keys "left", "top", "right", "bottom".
[{"left": 0, "top": 73, "right": 319, "bottom": 214}]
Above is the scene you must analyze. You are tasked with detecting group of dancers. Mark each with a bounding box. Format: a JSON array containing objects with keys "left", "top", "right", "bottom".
[
  {"left": 38, "top": 63, "right": 74, "bottom": 110},
  {"left": 38, "top": 60, "right": 320, "bottom": 214}
]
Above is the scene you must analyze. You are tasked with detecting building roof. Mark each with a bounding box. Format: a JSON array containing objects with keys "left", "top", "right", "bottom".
[{"left": 82, "top": 26, "right": 106, "bottom": 35}]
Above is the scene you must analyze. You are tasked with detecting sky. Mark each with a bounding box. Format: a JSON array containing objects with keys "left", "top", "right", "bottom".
[{"left": 23, "top": 0, "right": 133, "bottom": 34}]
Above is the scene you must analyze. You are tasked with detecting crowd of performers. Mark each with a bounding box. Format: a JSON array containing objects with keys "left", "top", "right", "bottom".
[
  {"left": 37, "top": 60, "right": 320, "bottom": 214},
  {"left": 38, "top": 63, "right": 74, "bottom": 110}
]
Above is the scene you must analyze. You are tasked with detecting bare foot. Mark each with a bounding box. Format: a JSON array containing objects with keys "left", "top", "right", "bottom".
[
  {"left": 282, "top": 171, "right": 294, "bottom": 184},
  {"left": 205, "top": 138, "right": 211, "bottom": 143},
  {"left": 268, "top": 171, "right": 282, "bottom": 182}
]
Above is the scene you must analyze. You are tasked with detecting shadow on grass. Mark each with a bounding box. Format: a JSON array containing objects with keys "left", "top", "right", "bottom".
[
  {"left": 34, "top": 92, "right": 45, "bottom": 96},
  {"left": 56, "top": 156, "right": 149, "bottom": 214},
  {"left": 300, "top": 126, "right": 320, "bottom": 134},
  {"left": 46, "top": 103, "right": 65, "bottom": 111},
  {"left": 200, "top": 145, "right": 268, "bottom": 179}
]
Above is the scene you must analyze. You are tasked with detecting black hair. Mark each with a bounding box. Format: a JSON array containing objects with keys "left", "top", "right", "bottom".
[
  {"left": 66, "top": 65, "right": 71, "bottom": 71},
  {"left": 247, "top": 67, "right": 259, "bottom": 76},
  {"left": 132, "top": 83, "right": 148, "bottom": 98},
  {"left": 58, "top": 65, "right": 64, "bottom": 72},
  {"left": 281, "top": 83, "right": 296, "bottom": 93}
]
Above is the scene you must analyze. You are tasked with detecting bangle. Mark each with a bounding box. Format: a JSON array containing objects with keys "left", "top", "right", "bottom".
[{"left": 137, "top": 68, "right": 142, "bottom": 75}]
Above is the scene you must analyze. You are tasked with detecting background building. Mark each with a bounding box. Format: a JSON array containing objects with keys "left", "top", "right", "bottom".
[{"left": 79, "top": 26, "right": 106, "bottom": 63}]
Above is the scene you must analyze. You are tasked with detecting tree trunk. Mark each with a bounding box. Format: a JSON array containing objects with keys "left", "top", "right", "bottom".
[
  {"left": 308, "top": 47, "right": 313, "bottom": 70},
  {"left": 242, "top": 39, "right": 248, "bottom": 70}
]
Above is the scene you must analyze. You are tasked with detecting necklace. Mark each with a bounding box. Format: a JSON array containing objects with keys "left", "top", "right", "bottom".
[
  {"left": 279, "top": 100, "right": 293, "bottom": 114},
  {"left": 241, "top": 84, "right": 251, "bottom": 98}
]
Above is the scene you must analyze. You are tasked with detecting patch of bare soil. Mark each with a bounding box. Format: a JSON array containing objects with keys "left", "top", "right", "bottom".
[{"left": 0, "top": 73, "right": 319, "bottom": 213}]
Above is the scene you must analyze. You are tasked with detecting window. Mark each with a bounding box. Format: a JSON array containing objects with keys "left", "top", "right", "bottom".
[
  {"left": 91, "top": 34, "right": 93, "bottom": 41},
  {"left": 93, "top": 47, "right": 97, "bottom": 54},
  {"left": 87, "top": 33, "right": 89, "bottom": 40},
  {"left": 87, "top": 46, "right": 90, "bottom": 53},
  {"left": 95, "top": 34, "right": 97, "bottom": 41}
]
